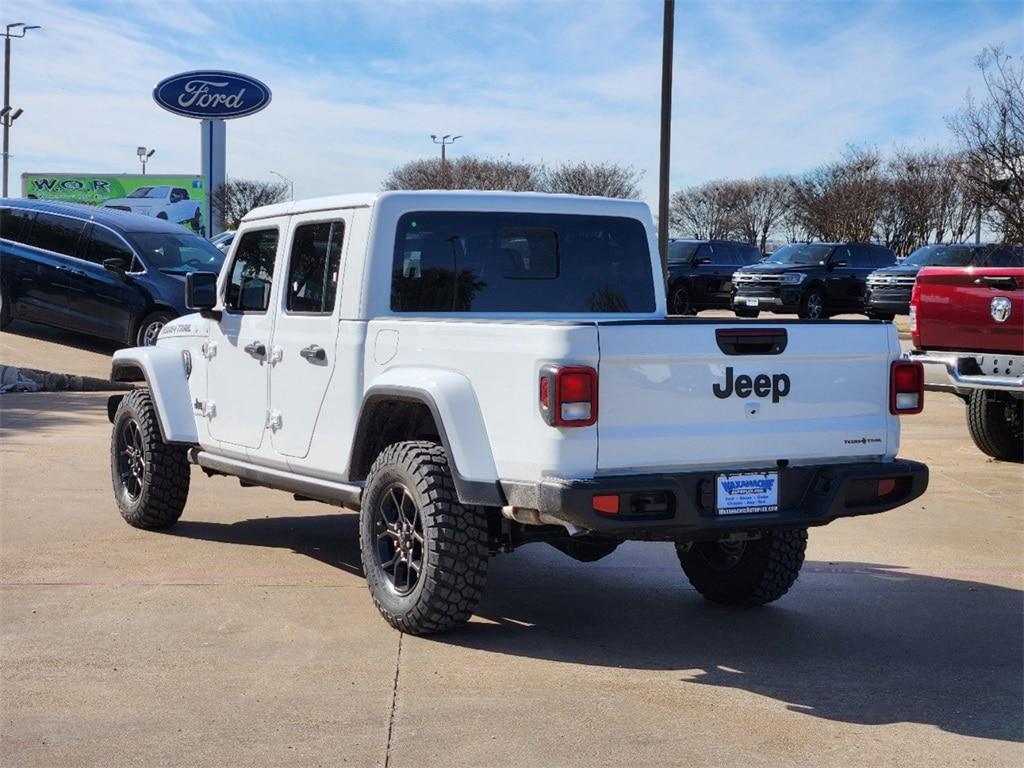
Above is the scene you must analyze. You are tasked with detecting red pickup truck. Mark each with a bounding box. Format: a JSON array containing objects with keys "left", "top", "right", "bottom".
[{"left": 907, "top": 266, "right": 1023, "bottom": 462}]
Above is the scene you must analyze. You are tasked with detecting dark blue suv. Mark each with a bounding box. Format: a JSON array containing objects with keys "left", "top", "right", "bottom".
[{"left": 0, "top": 199, "right": 225, "bottom": 346}]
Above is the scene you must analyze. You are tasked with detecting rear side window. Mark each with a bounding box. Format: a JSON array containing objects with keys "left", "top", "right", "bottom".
[
  {"left": 391, "top": 212, "right": 654, "bottom": 313},
  {"left": 286, "top": 220, "right": 344, "bottom": 313},
  {"left": 738, "top": 245, "right": 761, "bottom": 264},
  {"left": 710, "top": 242, "right": 737, "bottom": 265},
  {"left": 86, "top": 227, "right": 136, "bottom": 268},
  {"left": 225, "top": 229, "right": 279, "bottom": 312},
  {"left": 0, "top": 207, "right": 35, "bottom": 244},
  {"left": 846, "top": 245, "right": 873, "bottom": 267},
  {"left": 985, "top": 247, "right": 1024, "bottom": 267},
  {"left": 28, "top": 212, "right": 88, "bottom": 257}
]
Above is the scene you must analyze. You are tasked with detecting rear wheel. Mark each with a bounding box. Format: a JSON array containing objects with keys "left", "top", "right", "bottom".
[
  {"left": 676, "top": 528, "right": 807, "bottom": 606},
  {"left": 867, "top": 311, "right": 895, "bottom": 321},
  {"left": 734, "top": 307, "right": 760, "bottom": 318},
  {"left": 798, "top": 289, "right": 826, "bottom": 319},
  {"left": 110, "top": 389, "right": 190, "bottom": 529},
  {"left": 359, "top": 441, "right": 489, "bottom": 634},
  {"left": 670, "top": 285, "right": 692, "bottom": 316},
  {"left": 966, "top": 390, "right": 1023, "bottom": 462}
]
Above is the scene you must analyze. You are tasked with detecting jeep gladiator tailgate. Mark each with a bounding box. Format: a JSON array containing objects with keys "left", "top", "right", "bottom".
[{"left": 596, "top": 320, "right": 900, "bottom": 472}]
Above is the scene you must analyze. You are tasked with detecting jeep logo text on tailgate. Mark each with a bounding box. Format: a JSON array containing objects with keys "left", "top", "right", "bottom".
[{"left": 713, "top": 367, "right": 791, "bottom": 403}]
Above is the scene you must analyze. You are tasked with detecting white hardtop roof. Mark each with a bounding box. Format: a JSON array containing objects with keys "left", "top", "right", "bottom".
[{"left": 242, "top": 190, "right": 650, "bottom": 222}]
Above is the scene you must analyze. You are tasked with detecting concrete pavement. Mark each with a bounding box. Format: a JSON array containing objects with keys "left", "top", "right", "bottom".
[{"left": 1, "top": 389, "right": 1021, "bottom": 767}]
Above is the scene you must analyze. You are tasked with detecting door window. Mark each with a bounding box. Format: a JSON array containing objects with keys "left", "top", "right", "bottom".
[
  {"left": 870, "top": 246, "right": 897, "bottom": 267},
  {"left": 171, "top": 188, "right": 189, "bottom": 203},
  {"left": 710, "top": 243, "right": 737, "bottom": 266},
  {"left": 27, "top": 213, "right": 88, "bottom": 257},
  {"left": 85, "top": 227, "right": 137, "bottom": 268},
  {"left": 285, "top": 221, "right": 345, "bottom": 313},
  {"left": 0, "top": 207, "right": 35, "bottom": 244},
  {"left": 846, "top": 245, "right": 873, "bottom": 268},
  {"left": 224, "top": 229, "right": 279, "bottom": 312},
  {"left": 984, "top": 247, "right": 1024, "bottom": 267}
]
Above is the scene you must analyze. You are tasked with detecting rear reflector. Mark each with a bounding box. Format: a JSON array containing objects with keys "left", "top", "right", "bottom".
[
  {"left": 539, "top": 365, "right": 598, "bottom": 427},
  {"left": 890, "top": 361, "right": 924, "bottom": 415},
  {"left": 877, "top": 478, "right": 897, "bottom": 497},
  {"left": 592, "top": 494, "right": 620, "bottom": 515}
]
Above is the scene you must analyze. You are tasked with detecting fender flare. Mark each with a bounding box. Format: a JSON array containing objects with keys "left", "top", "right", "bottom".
[
  {"left": 351, "top": 368, "right": 504, "bottom": 507},
  {"left": 109, "top": 347, "right": 198, "bottom": 444}
]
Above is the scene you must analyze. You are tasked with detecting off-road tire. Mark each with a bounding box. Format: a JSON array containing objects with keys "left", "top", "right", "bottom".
[
  {"left": 110, "top": 389, "right": 190, "bottom": 529},
  {"left": 0, "top": 280, "right": 11, "bottom": 330},
  {"left": 676, "top": 528, "right": 807, "bottom": 606},
  {"left": 798, "top": 288, "right": 826, "bottom": 320},
  {"left": 359, "top": 441, "right": 488, "bottom": 634},
  {"left": 966, "top": 390, "right": 1023, "bottom": 462}
]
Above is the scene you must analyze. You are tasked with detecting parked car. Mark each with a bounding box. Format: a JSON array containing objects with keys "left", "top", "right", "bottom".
[
  {"left": 0, "top": 199, "right": 225, "bottom": 346},
  {"left": 209, "top": 229, "right": 236, "bottom": 253},
  {"left": 102, "top": 185, "right": 203, "bottom": 232},
  {"left": 105, "top": 191, "right": 927, "bottom": 635},
  {"left": 866, "top": 243, "right": 1024, "bottom": 319},
  {"left": 666, "top": 239, "right": 761, "bottom": 314},
  {"left": 732, "top": 242, "right": 897, "bottom": 319},
  {"left": 906, "top": 265, "right": 1023, "bottom": 462}
]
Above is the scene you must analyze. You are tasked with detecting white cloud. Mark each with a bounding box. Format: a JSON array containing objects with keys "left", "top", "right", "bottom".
[{"left": 4, "top": 0, "right": 1021, "bottom": 210}]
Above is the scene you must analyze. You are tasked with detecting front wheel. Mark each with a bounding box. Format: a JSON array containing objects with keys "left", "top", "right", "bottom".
[
  {"left": 359, "top": 441, "right": 488, "bottom": 634},
  {"left": 676, "top": 528, "right": 807, "bottom": 606},
  {"left": 110, "top": 389, "right": 190, "bottom": 529},
  {"left": 136, "top": 310, "right": 173, "bottom": 347},
  {"left": 966, "top": 390, "right": 1023, "bottom": 462},
  {"left": 798, "top": 289, "right": 827, "bottom": 319}
]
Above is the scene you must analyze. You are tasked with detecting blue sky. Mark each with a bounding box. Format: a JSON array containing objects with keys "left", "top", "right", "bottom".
[{"left": 4, "top": 0, "right": 1022, "bottom": 205}]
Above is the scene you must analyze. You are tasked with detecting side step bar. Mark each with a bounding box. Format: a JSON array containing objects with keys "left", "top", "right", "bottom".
[{"left": 190, "top": 450, "right": 363, "bottom": 510}]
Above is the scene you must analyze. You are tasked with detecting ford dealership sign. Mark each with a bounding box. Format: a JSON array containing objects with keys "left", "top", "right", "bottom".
[{"left": 153, "top": 71, "right": 272, "bottom": 120}]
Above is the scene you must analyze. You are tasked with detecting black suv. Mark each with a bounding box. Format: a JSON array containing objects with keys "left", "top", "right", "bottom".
[
  {"left": 865, "top": 243, "right": 1024, "bottom": 318},
  {"left": 731, "top": 242, "right": 897, "bottom": 319},
  {"left": 666, "top": 239, "right": 761, "bottom": 314},
  {"left": 0, "top": 199, "right": 225, "bottom": 346}
]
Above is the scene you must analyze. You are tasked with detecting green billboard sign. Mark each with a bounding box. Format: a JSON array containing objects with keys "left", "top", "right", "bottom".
[{"left": 20, "top": 173, "right": 207, "bottom": 233}]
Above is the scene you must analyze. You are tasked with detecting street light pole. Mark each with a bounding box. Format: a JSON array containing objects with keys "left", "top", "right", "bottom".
[
  {"left": 658, "top": 0, "right": 675, "bottom": 280},
  {"left": 270, "top": 170, "right": 294, "bottom": 201},
  {"left": 2, "top": 22, "right": 41, "bottom": 198},
  {"left": 430, "top": 134, "right": 462, "bottom": 165},
  {"left": 137, "top": 146, "right": 155, "bottom": 175}
]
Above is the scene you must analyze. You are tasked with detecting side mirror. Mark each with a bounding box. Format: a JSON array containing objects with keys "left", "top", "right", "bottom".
[
  {"left": 186, "top": 272, "right": 220, "bottom": 319},
  {"left": 102, "top": 258, "right": 128, "bottom": 279}
]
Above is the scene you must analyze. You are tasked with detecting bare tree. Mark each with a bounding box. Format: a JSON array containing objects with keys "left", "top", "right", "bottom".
[
  {"left": 933, "top": 153, "right": 976, "bottom": 244},
  {"left": 790, "top": 146, "right": 887, "bottom": 242},
  {"left": 730, "top": 176, "right": 793, "bottom": 252},
  {"left": 541, "top": 161, "right": 644, "bottom": 199},
  {"left": 382, "top": 156, "right": 542, "bottom": 192},
  {"left": 212, "top": 178, "right": 288, "bottom": 230},
  {"left": 946, "top": 46, "right": 1024, "bottom": 243},
  {"left": 669, "top": 180, "right": 741, "bottom": 239}
]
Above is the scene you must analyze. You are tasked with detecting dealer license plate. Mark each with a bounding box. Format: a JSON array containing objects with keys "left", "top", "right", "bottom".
[
  {"left": 744, "top": 298, "right": 759, "bottom": 307},
  {"left": 715, "top": 472, "right": 779, "bottom": 515}
]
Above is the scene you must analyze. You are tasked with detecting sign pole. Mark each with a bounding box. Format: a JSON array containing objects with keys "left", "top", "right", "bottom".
[{"left": 201, "top": 118, "right": 226, "bottom": 237}]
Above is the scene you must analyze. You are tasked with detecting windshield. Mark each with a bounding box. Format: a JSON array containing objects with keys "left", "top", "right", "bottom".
[
  {"left": 668, "top": 242, "right": 700, "bottom": 264},
  {"left": 127, "top": 186, "right": 169, "bottom": 199},
  {"left": 129, "top": 231, "right": 225, "bottom": 273},
  {"left": 765, "top": 244, "right": 833, "bottom": 265},
  {"left": 902, "top": 244, "right": 977, "bottom": 267}
]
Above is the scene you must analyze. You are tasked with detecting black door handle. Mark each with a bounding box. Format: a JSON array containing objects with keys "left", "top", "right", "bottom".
[
  {"left": 300, "top": 344, "right": 326, "bottom": 362},
  {"left": 244, "top": 341, "right": 266, "bottom": 357}
]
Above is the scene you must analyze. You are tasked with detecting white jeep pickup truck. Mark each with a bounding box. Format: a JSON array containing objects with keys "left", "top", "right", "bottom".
[{"left": 107, "top": 191, "right": 929, "bottom": 634}]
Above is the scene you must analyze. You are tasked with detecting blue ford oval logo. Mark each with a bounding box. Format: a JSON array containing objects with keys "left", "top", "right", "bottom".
[{"left": 153, "top": 71, "right": 272, "bottom": 119}]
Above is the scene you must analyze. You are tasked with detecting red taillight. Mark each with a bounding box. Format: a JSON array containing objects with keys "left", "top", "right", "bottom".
[
  {"left": 592, "top": 494, "right": 620, "bottom": 515},
  {"left": 890, "top": 361, "right": 924, "bottom": 415},
  {"left": 539, "top": 365, "right": 598, "bottom": 427}
]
